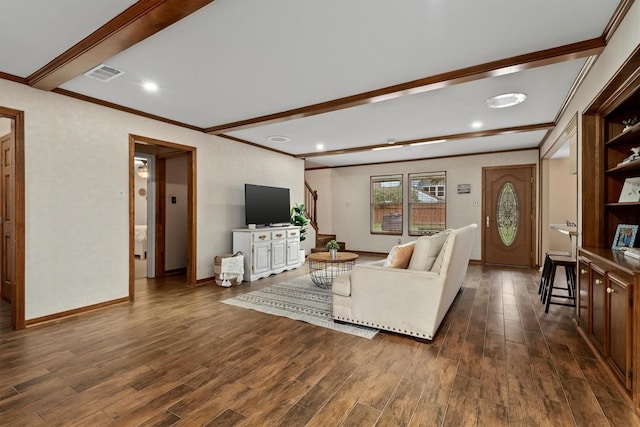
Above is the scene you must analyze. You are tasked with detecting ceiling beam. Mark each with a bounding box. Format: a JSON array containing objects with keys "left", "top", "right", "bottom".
[
  {"left": 205, "top": 38, "right": 605, "bottom": 135},
  {"left": 29, "top": 0, "right": 216, "bottom": 90},
  {"left": 295, "top": 123, "right": 556, "bottom": 159}
]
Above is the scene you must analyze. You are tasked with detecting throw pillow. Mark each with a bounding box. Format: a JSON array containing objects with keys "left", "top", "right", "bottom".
[
  {"left": 407, "top": 232, "right": 449, "bottom": 271},
  {"left": 383, "top": 241, "right": 415, "bottom": 268}
]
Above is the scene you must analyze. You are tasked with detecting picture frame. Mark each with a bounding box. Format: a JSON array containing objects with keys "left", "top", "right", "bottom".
[
  {"left": 612, "top": 224, "right": 638, "bottom": 250},
  {"left": 619, "top": 177, "right": 640, "bottom": 202}
]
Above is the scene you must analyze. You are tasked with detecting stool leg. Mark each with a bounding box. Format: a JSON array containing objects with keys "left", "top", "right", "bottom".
[
  {"left": 540, "top": 255, "right": 552, "bottom": 301},
  {"left": 538, "top": 254, "right": 550, "bottom": 295},
  {"left": 568, "top": 266, "right": 576, "bottom": 298},
  {"left": 544, "top": 263, "right": 558, "bottom": 313}
]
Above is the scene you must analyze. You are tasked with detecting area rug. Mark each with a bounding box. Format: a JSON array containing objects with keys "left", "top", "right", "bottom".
[{"left": 221, "top": 274, "right": 378, "bottom": 339}]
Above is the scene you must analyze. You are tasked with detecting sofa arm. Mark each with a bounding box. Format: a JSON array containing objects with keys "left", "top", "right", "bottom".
[{"left": 344, "top": 265, "right": 447, "bottom": 337}]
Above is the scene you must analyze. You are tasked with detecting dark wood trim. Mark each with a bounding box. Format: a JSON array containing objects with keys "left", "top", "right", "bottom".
[
  {"left": 24, "top": 297, "right": 129, "bottom": 327},
  {"left": 155, "top": 157, "right": 167, "bottom": 278},
  {"left": 187, "top": 150, "right": 196, "bottom": 287},
  {"left": 29, "top": 0, "right": 216, "bottom": 90},
  {"left": 0, "top": 107, "right": 25, "bottom": 330},
  {"left": 602, "top": 0, "right": 636, "bottom": 42},
  {"left": 0, "top": 72, "right": 28, "bottom": 85},
  {"left": 206, "top": 38, "right": 605, "bottom": 134},
  {"left": 196, "top": 276, "right": 215, "bottom": 285},
  {"left": 54, "top": 89, "right": 204, "bottom": 132},
  {"left": 298, "top": 123, "right": 554, "bottom": 159},
  {"left": 305, "top": 147, "right": 540, "bottom": 171},
  {"left": 13, "top": 110, "right": 25, "bottom": 330},
  {"left": 129, "top": 137, "right": 136, "bottom": 301}
]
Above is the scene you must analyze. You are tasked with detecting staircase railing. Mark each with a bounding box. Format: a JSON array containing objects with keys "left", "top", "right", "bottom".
[{"left": 304, "top": 180, "right": 318, "bottom": 231}]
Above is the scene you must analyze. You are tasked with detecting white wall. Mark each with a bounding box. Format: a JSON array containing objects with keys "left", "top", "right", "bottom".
[
  {"left": 541, "top": 1, "right": 640, "bottom": 247},
  {"left": 306, "top": 149, "right": 539, "bottom": 260},
  {"left": 165, "top": 156, "right": 188, "bottom": 270},
  {"left": 0, "top": 78, "right": 304, "bottom": 320},
  {"left": 542, "top": 158, "right": 577, "bottom": 255}
]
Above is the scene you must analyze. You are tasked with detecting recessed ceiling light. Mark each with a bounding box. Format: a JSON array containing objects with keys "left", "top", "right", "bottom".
[
  {"left": 142, "top": 81, "right": 158, "bottom": 92},
  {"left": 267, "top": 135, "right": 290, "bottom": 143},
  {"left": 386, "top": 138, "right": 396, "bottom": 145},
  {"left": 316, "top": 143, "right": 325, "bottom": 151},
  {"left": 410, "top": 139, "right": 446, "bottom": 147},
  {"left": 484, "top": 92, "right": 527, "bottom": 109},
  {"left": 471, "top": 121, "right": 483, "bottom": 129},
  {"left": 372, "top": 145, "right": 402, "bottom": 151}
]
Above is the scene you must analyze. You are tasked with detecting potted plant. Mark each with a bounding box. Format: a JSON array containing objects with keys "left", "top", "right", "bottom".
[
  {"left": 290, "top": 203, "right": 310, "bottom": 262},
  {"left": 326, "top": 239, "right": 339, "bottom": 258},
  {"left": 290, "top": 203, "right": 310, "bottom": 240}
]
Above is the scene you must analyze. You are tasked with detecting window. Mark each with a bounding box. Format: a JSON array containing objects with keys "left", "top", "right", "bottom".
[
  {"left": 371, "top": 174, "right": 403, "bottom": 234},
  {"left": 409, "top": 171, "right": 446, "bottom": 236}
]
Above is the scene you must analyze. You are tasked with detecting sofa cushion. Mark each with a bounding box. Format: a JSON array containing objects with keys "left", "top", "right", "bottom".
[
  {"left": 383, "top": 241, "right": 415, "bottom": 268},
  {"left": 407, "top": 232, "right": 449, "bottom": 271}
]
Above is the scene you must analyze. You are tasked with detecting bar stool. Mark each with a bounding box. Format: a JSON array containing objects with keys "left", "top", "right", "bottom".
[
  {"left": 538, "top": 250, "right": 571, "bottom": 298},
  {"left": 541, "top": 255, "right": 577, "bottom": 313}
]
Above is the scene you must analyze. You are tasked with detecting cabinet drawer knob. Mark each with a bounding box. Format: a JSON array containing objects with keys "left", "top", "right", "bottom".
[
  {"left": 595, "top": 279, "right": 602, "bottom": 285},
  {"left": 607, "top": 287, "right": 615, "bottom": 294},
  {"left": 580, "top": 269, "right": 587, "bottom": 274}
]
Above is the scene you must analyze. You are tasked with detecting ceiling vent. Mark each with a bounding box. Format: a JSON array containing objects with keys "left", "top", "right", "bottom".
[{"left": 83, "top": 64, "right": 124, "bottom": 82}]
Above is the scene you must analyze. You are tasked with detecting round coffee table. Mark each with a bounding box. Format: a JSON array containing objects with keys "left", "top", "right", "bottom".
[{"left": 307, "top": 251, "right": 359, "bottom": 288}]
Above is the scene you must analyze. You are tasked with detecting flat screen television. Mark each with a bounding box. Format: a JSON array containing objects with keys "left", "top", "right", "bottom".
[{"left": 244, "top": 184, "right": 291, "bottom": 226}]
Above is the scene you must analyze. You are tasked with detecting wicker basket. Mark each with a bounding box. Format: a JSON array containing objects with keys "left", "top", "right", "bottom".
[{"left": 214, "top": 251, "right": 244, "bottom": 286}]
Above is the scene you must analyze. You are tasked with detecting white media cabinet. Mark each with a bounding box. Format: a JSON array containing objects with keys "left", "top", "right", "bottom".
[{"left": 232, "top": 226, "right": 302, "bottom": 281}]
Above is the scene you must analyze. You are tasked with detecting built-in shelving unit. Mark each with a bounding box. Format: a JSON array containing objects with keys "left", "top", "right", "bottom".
[{"left": 580, "top": 47, "right": 640, "bottom": 414}]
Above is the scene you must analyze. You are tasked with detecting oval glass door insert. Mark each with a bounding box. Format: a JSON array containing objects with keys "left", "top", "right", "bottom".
[{"left": 497, "top": 182, "right": 519, "bottom": 246}]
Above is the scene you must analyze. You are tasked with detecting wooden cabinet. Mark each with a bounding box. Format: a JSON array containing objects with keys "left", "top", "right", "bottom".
[
  {"left": 577, "top": 258, "right": 590, "bottom": 335},
  {"left": 608, "top": 272, "right": 633, "bottom": 389},
  {"left": 577, "top": 248, "right": 639, "bottom": 403},
  {"left": 233, "top": 226, "right": 302, "bottom": 281},
  {"left": 590, "top": 264, "right": 606, "bottom": 353}
]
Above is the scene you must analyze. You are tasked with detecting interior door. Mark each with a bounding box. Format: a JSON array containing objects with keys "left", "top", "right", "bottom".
[
  {"left": 0, "top": 131, "right": 15, "bottom": 302},
  {"left": 483, "top": 165, "right": 535, "bottom": 267}
]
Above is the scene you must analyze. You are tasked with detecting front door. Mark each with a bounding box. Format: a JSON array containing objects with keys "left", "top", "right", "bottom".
[
  {"left": 0, "top": 130, "right": 15, "bottom": 302},
  {"left": 483, "top": 165, "right": 535, "bottom": 267}
]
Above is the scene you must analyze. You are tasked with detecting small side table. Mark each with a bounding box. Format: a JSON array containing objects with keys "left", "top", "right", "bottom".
[{"left": 307, "top": 252, "right": 359, "bottom": 288}]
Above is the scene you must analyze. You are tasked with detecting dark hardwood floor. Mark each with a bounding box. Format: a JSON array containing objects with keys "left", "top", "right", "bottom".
[{"left": 1, "top": 256, "right": 639, "bottom": 426}]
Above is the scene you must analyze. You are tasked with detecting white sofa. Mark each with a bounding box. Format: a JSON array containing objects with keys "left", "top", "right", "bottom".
[{"left": 332, "top": 223, "right": 478, "bottom": 340}]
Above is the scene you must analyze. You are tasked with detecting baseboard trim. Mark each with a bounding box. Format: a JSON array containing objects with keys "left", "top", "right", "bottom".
[
  {"left": 196, "top": 276, "right": 215, "bottom": 286},
  {"left": 25, "top": 297, "right": 130, "bottom": 328}
]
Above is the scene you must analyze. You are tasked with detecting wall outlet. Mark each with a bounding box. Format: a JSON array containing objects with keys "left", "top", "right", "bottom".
[
  {"left": 473, "top": 200, "right": 479, "bottom": 206},
  {"left": 397, "top": 238, "right": 402, "bottom": 244}
]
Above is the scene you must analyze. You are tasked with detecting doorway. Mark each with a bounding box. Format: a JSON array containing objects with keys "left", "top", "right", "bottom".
[
  {"left": 482, "top": 164, "right": 536, "bottom": 267},
  {"left": 133, "top": 153, "right": 155, "bottom": 279},
  {"left": 129, "top": 135, "right": 196, "bottom": 300},
  {"left": 0, "top": 107, "right": 25, "bottom": 329}
]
